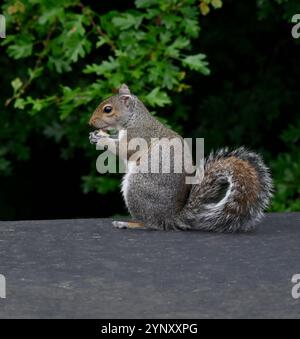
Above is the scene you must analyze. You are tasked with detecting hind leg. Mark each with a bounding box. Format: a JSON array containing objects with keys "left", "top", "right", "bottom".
[
  {"left": 112, "top": 221, "right": 145, "bottom": 229},
  {"left": 112, "top": 221, "right": 162, "bottom": 230}
]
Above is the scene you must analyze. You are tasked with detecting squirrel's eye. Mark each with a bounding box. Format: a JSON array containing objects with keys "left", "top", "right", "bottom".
[{"left": 103, "top": 106, "right": 113, "bottom": 114}]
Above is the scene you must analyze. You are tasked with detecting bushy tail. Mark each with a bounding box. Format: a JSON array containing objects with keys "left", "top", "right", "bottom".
[{"left": 174, "top": 147, "right": 273, "bottom": 232}]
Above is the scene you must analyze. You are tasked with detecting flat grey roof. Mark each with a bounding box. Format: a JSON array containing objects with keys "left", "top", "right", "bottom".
[{"left": 0, "top": 213, "right": 299, "bottom": 319}]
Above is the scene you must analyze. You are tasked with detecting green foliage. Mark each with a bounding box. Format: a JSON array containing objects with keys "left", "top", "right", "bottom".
[
  {"left": 1, "top": 0, "right": 211, "bottom": 196},
  {"left": 1, "top": 0, "right": 300, "bottom": 213},
  {"left": 145, "top": 87, "right": 172, "bottom": 107},
  {"left": 255, "top": 0, "right": 300, "bottom": 211},
  {"left": 270, "top": 152, "right": 300, "bottom": 211},
  {"left": 270, "top": 123, "right": 300, "bottom": 211}
]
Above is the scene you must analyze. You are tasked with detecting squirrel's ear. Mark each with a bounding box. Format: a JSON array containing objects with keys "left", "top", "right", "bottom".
[
  {"left": 119, "top": 94, "right": 132, "bottom": 108},
  {"left": 119, "top": 84, "right": 132, "bottom": 108},
  {"left": 119, "top": 84, "right": 131, "bottom": 95}
]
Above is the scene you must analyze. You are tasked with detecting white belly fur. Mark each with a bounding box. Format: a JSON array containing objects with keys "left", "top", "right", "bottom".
[{"left": 121, "top": 161, "right": 136, "bottom": 207}]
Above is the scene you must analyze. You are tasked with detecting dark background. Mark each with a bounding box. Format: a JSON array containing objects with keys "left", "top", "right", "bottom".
[{"left": 1, "top": 0, "right": 300, "bottom": 220}]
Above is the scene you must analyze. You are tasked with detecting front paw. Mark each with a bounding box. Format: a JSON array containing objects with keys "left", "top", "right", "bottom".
[{"left": 89, "top": 131, "right": 101, "bottom": 145}]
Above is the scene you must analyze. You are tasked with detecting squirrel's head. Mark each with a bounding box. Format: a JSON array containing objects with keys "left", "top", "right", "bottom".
[{"left": 89, "top": 84, "right": 137, "bottom": 131}]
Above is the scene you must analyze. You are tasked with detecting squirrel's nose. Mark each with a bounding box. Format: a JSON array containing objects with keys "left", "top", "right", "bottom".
[{"left": 89, "top": 117, "right": 97, "bottom": 126}]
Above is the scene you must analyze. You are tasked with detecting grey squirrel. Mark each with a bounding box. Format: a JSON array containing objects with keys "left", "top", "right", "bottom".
[{"left": 89, "top": 84, "right": 272, "bottom": 232}]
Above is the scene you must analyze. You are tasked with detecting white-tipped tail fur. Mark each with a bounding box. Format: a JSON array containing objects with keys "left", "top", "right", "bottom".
[{"left": 172, "top": 147, "right": 273, "bottom": 232}]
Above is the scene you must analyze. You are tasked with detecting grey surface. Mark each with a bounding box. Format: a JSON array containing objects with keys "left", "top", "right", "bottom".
[{"left": 0, "top": 213, "right": 299, "bottom": 319}]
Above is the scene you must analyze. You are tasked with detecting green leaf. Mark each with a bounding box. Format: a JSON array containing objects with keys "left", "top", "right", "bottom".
[
  {"left": 30, "top": 99, "right": 44, "bottom": 113},
  {"left": 96, "top": 36, "right": 108, "bottom": 48},
  {"left": 135, "top": 0, "right": 157, "bottom": 8},
  {"left": 11, "top": 78, "right": 23, "bottom": 93},
  {"left": 84, "top": 57, "right": 119, "bottom": 76},
  {"left": 65, "top": 14, "right": 86, "bottom": 37},
  {"left": 145, "top": 87, "right": 171, "bottom": 107},
  {"left": 184, "top": 19, "right": 200, "bottom": 38},
  {"left": 112, "top": 13, "right": 143, "bottom": 30},
  {"left": 7, "top": 37, "right": 33, "bottom": 59},
  {"left": 48, "top": 56, "right": 72, "bottom": 73},
  {"left": 165, "top": 37, "right": 190, "bottom": 58},
  {"left": 211, "top": 0, "right": 223, "bottom": 9},
  {"left": 38, "top": 7, "right": 64, "bottom": 25},
  {"left": 182, "top": 54, "right": 210, "bottom": 75},
  {"left": 65, "top": 37, "right": 91, "bottom": 63},
  {"left": 28, "top": 67, "right": 43, "bottom": 80},
  {"left": 14, "top": 98, "right": 26, "bottom": 109}
]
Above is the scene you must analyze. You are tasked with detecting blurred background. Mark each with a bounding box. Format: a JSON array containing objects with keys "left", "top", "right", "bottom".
[{"left": 0, "top": 0, "right": 300, "bottom": 221}]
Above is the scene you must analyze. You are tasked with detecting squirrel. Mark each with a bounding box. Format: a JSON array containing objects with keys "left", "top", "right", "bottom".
[{"left": 89, "top": 84, "right": 273, "bottom": 232}]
